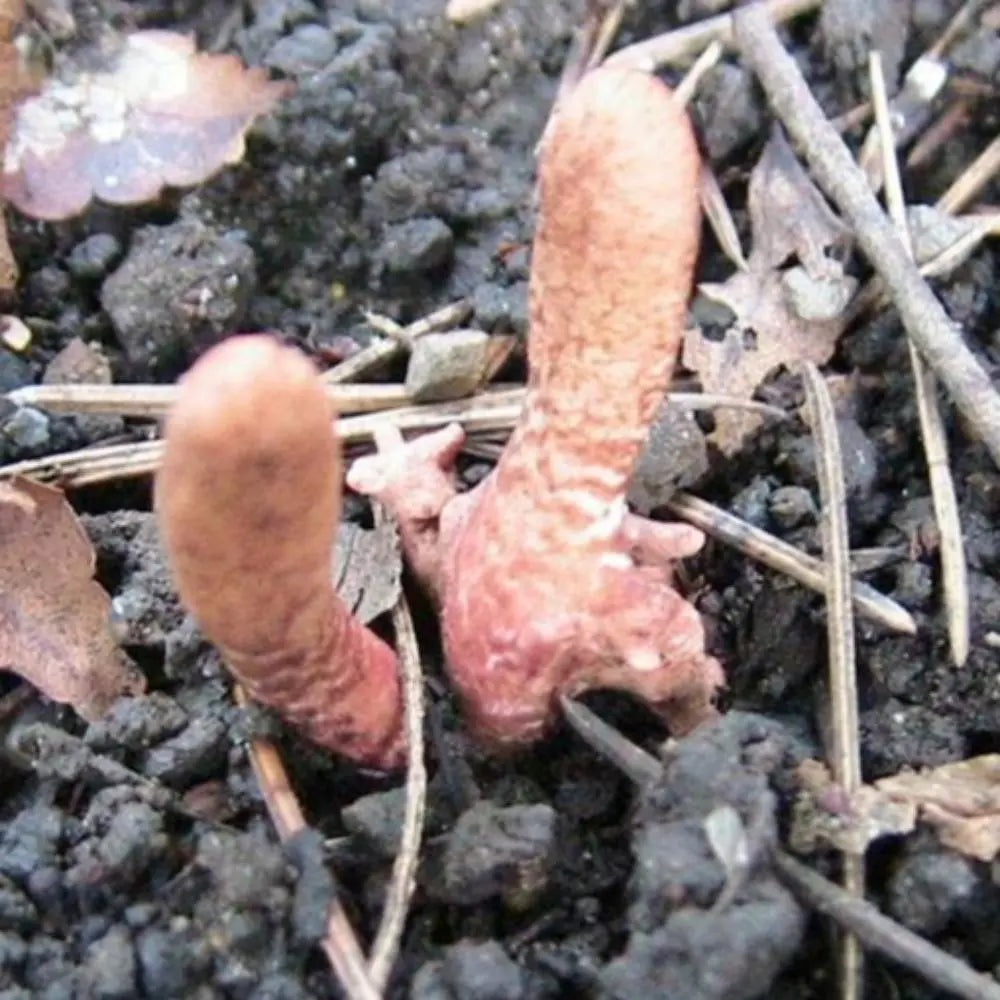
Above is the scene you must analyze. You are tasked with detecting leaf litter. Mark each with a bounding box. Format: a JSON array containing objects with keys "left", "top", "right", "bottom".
[
  {"left": 792, "top": 756, "right": 1000, "bottom": 863},
  {"left": 2, "top": 29, "right": 290, "bottom": 221},
  {"left": 333, "top": 518, "right": 403, "bottom": 626},
  {"left": 0, "top": 476, "right": 144, "bottom": 719},
  {"left": 685, "top": 126, "right": 857, "bottom": 454}
]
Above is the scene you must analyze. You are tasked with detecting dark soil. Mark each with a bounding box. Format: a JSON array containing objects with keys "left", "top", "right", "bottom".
[{"left": 2, "top": 0, "right": 1000, "bottom": 998}]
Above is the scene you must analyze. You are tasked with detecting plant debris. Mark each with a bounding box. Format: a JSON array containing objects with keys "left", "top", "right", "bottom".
[
  {"left": 333, "top": 519, "right": 403, "bottom": 625},
  {"left": 685, "top": 127, "right": 856, "bottom": 453},
  {"left": 0, "top": 476, "right": 144, "bottom": 718},
  {"left": 793, "top": 756, "right": 1000, "bottom": 863},
  {"left": 2, "top": 30, "right": 290, "bottom": 220}
]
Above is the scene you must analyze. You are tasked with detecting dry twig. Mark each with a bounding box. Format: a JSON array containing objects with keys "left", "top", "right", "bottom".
[
  {"left": 937, "top": 134, "right": 1000, "bottom": 217},
  {"left": 323, "top": 300, "right": 471, "bottom": 384},
  {"left": 773, "top": 852, "right": 1000, "bottom": 1000},
  {"left": 605, "top": 0, "right": 819, "bottom": 71},
  {"left": 234, "top": 687, "right": 381, "bottom": 1000},
  {"left": 800, "top": 361, "right": 864, "bottom": 1000},
  {"left": 7, "top": 381, "right": 417, "bottom": 418},
  {"left": 367, "top": 489, "right": 427, "bottom": 992},
  {"left": 870, "top": 51, "right": 969, "bottom": 667},
  {"left": 733, "top": 3, "right": 1000, "bottom": 471},
  {"left": 666, "top": 492, "right": 916, "bottom": 635}
]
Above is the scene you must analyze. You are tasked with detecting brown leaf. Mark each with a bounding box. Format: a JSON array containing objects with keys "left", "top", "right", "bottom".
[
  {"left": 877, "top": 756, "right": 1000, "bottom": 862},
  {"left": 683, "top": 128, "right": 856, "bottom": 454},
  {"left": 792, "top": 755, "right": 1000, "bottom": 863},
  {"left": 0, "top": 218, "right": 17, "bottom": 293},
  {"left": 2, "top": 30, "right": 291, "bottom": 221},
  {"left": 0, "top": 476, "right": 145, "bottom": 718}
]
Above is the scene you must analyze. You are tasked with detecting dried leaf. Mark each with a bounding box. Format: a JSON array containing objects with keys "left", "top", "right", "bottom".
[
  {"left": 0, "top": 220, "right": 16, "bottom": 293},
  {"left": 704, "top": 804, "right": 750, "bottom": 874},
  {"left": 792, "top": 756, "right": 1000, "bottom": 863},
  {"left": 877, "top": 756, "right": 1000, "bottom": 862},
  {"left": 2, "top": 30, "right": 290, "bottom": 221},
  {"left": 745, "top": 126, "right": 849, "bottom": 273},
  {"left": 684, "top": 128, "right": 856, "bottom": 454},
  {"left": 0, "top": 476, "right": 144, "bottom": 718},
  {"left": 791, "top": 759, "right": 916, "bottom": 856},
  {"left": 332, "top": 519, "right": 402, "bottom": 625}
]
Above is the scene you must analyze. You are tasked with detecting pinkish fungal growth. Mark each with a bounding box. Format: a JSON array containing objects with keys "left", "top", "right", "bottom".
[
  {"left": 348, "top": 66, "right": 723, "bottom": 749},
  {"left": 156, "top": 335, "right": 405, "bottom": 769}
]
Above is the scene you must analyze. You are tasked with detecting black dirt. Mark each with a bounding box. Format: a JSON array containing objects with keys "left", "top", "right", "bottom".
[{"left": 2, "top": 0, "right": 999, "bottom": 998}]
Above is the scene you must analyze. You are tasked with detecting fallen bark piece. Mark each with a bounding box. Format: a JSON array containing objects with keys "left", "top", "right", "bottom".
[{"left": 0, "top": 475, "right": 144, "bottom": 718}]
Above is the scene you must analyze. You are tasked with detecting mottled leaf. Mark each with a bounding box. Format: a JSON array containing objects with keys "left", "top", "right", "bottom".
[
  {"left": 332, "top": 518, "right": 402, "bottom": 625},
  {"left": 684, "top": 127, "right": 856, "bottom": 454},
  {"left": 791, "top": 759, "right": 916, "bottom": 856},
  {"left": 3, "top": 30, "right": 290, "bottom": 221},
  {"left": 745, "top": 125, "right": 849, "bottom": 273}
]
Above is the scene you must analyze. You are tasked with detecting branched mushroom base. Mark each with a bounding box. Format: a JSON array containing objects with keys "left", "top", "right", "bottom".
[{"left": 349, "top": 66, "right": 723, "bottom": 749}]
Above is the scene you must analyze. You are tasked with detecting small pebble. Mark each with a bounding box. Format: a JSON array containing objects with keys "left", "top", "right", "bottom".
[
  {"left": 426, "top": 800, "right": 556, "bottom": 906},
  {"left": 0, "top": 931, "right": 27, "bottom": 974},
  {"left": 893, "top": 561, "right": 933, "bottom": 610},
  {"left": 473, "top": 280, "right": 529, "bottom": 334},
  {"left": 886, "top": 846, "right": 978, "bottom": 937},
  {"left": 142, "top": 716, "right": 228, "bottom": 788},
  {"left": 82, "top": 926, "right": 136, "bottom": 1000},
  {"left": 694, "top": 62, "right": 763, "bottom": 161},
  {"left": 23, "top": 266, "right": 71, "bottom": 318},
  {"left": 444, "top": 940, "right": 525, "bottom": 1000},
  {"left": 1, "top": 405, "right": 51, "bottom": 451},
  {"left": 376, "top": 217, "right": 454, "bottom": 275},
  {"left": 406, "top": 329, "right": 489, "bottom": 402},
  {"left": 342, "top": 786, "right": 408, "bottom": 858},
  {"left": 0, "top": 875, "right": 38, "bottom": 933},
  {"left": 1, "top": 316, "right": 31, "bottom": 352},
  {"left": 629, "top": 401, "right": 708, "bottom": 515},
  {"left": 265, "top": 24, "right": 338, "bottom": 74},
  {"left": 101, "top": 218, "right": 256, "bottom": 376},
  {"left": 768, "top": 486, "right": 817, "bottom": 531},
  {"left": 43, "top": 337, "right": 112, "bottom": 385},
  {"left": 0, "top": 348, "right": 32, "bottom": 392},
  {"left": 66, "top": 235, "right": 122, "bottom": 280},
  {"left": 135, "top": 926, "right": 211, "bottom": 1000},
  {"left": 85, "top": 693, "right": 188, "bottom": 753},
  {"left": 730, "top": 477, "right": 773, "bottom": 529},
  {"left": 782, "top": 265, "right": 856, "bottom": 322}
]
